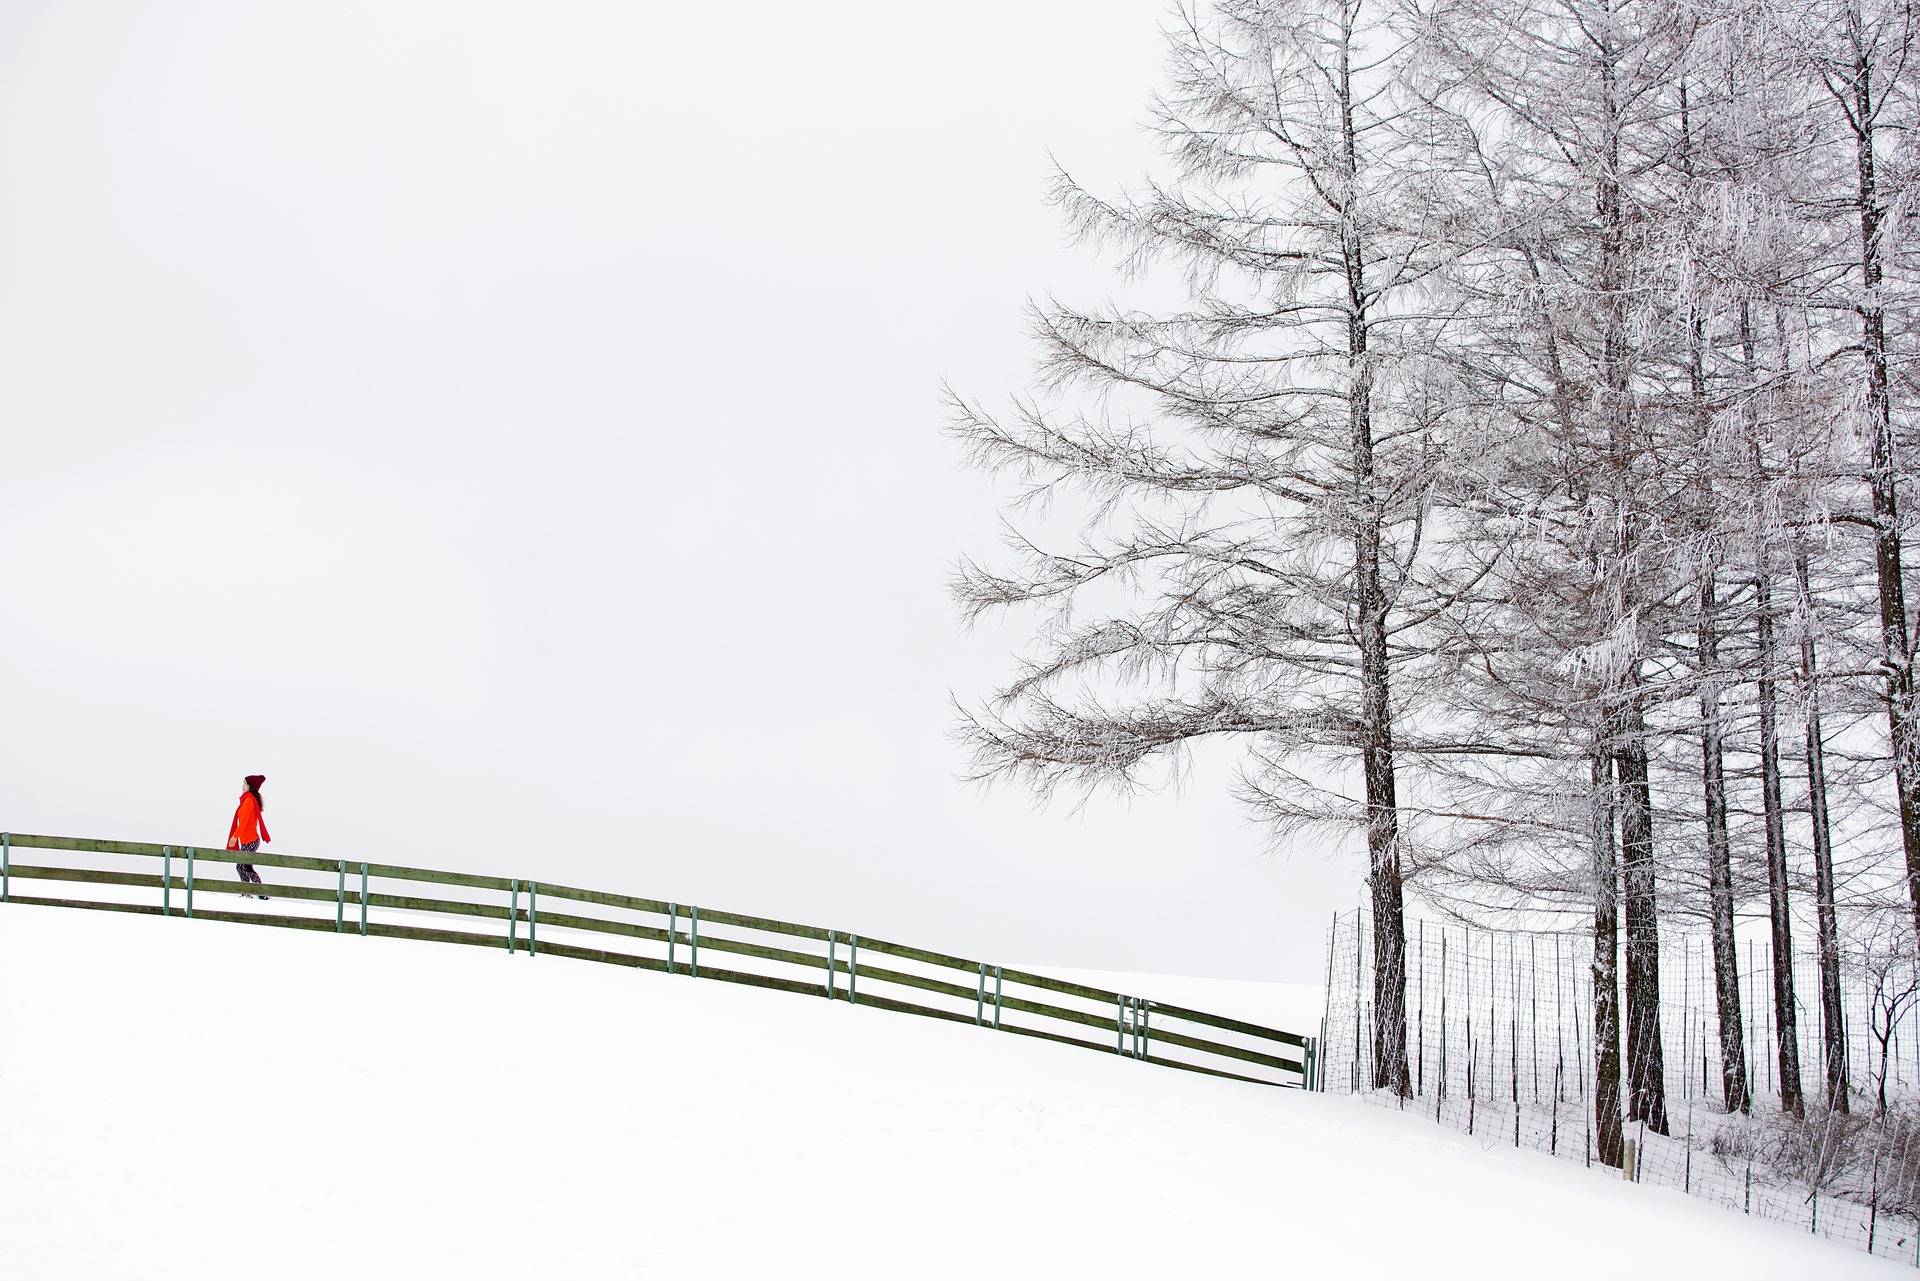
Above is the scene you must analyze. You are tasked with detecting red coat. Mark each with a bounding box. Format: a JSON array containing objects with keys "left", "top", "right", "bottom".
[{"left": 227, "top": 792, "right": 270, "bottom": 850}]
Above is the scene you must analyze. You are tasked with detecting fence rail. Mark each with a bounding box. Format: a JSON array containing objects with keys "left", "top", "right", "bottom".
[{"left": 0, "top": 831, "right": 1315, "bottom": 1090}]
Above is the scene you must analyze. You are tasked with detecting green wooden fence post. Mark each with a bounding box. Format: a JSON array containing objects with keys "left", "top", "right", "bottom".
[
  {"left": 993, "top": 966, "right": 1003, "bottom": 1030},
  {"left": 163, "top": 846, "right": 171, "bottom": 916},
  {"left": 849, "top": 935, "right": 858, "bottom": 1005},
  {"left": 1116, "top": 996, "right": 1125, "bottom": 1054},
  {"left": 336, "top": 861, "right": 345, "bottom": 932},
  {"left": 689, "top": 906, "right": 698, "bottom": 977},
  {"left": 976, "top": 964, "right": 986, "bottom": 1026},
  {"left": 1, "top": 831, "right": 9, "bottom": 902},
  {"left": 667, "top": 903, "right": 677, "bottom": 974},
  {"left": 508, "top": 881, "right": 519, "bottom": 955},
  {"left": 186, "top": 847, "right": 195, "bottom": 918},
  {"left": 359, "top": 863, "right": 367, "bottom": 935},
  {"left": 1140, "top": 1001, "right": 1150, "bottom": 1061},
  {"left": 827, "top": 930, "right": 836, "bottom": 999},
  {"left": 529, "top": 882, "right": 538, "bottom": 957}
]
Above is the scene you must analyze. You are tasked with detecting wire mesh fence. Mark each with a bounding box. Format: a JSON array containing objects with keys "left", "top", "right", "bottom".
[{"left": 1320, "top": 908, "right": 1920, "bottom": 1265}]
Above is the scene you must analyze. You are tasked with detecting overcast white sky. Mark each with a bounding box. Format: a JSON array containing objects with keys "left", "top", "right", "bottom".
[{"left": 0, "top": 0, "right": 1358, "bottom": 979}]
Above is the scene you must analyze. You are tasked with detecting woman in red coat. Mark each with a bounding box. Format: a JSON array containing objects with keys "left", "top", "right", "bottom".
[{"left": 227, "top": 774, "right": 271, "bottom": 899}]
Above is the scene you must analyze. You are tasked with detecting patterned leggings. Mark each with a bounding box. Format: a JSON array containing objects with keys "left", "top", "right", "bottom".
[{"left": 237, "top": 840, "right": 262, "bottom": 884}]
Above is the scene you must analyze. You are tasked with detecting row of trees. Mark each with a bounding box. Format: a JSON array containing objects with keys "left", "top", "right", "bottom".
[{"left": 950, "top": 0, "right": 1920, "bottom": 1165}]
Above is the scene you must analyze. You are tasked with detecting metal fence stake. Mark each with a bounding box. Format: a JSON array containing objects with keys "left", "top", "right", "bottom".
[
  {"left": 508, "top": 881, "right": 519, "bottom": 954},
  {"left": 529, "top": 881, "right": 538, "bottom": 956},
  {"left": 667, "top": 903, "right": 677, "bottom": 974},
  {"left": 689, "top": 906, "right": 698, "bottom": 977},
  {"left": 336, "top": 861, "right": 346, "bottom": 933},
  {"left": 827, "top": 930, "right": 837, "bottom": 999},
  {"left": 359, "top": 863, "right": 367, "bottom": 935},
  {"left": 1318, "top": 911, "right": 1336, "bottom": 1092},
  {"left": 848, "top": 935, "right": 858, "bottom": 1005},
  {"left": 163, "top": 846, "right": 171, "bottom": 916},
  {"left": 1417, "top": 919, "right": 1425, "bottom": 1094},
  {"left": 993, "top": 965, "right": 1003, "bottom": 1030}
]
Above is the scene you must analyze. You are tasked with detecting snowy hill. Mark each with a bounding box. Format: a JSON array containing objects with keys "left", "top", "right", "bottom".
[{"left": 0, "top": 904, "right": 1895, "bottom": 1279}]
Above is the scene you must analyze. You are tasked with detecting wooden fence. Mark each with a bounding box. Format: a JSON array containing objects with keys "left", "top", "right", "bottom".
[{"left": 0, "top": 831, "right": 1317, "bottom": 1089}]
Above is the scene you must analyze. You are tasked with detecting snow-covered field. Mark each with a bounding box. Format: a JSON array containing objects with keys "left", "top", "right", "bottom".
[{"left": 0, "top": 905, "right": 1897, "bottom": 1279}]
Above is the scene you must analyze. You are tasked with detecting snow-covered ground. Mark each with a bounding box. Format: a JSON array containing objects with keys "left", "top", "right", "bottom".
[{"left": 0, "top": 904, "right": 1898, "bottom": 1279}]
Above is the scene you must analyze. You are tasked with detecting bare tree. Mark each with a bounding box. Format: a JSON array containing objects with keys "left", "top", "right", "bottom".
[
  {"left": 1789, "top": 0, "right": 1920, "bottom": 939},
  {"left": 1859, "top": 923, "right": 1920, "bottom": 1114},
  {"left": 949, "top": 0, "right": 1464, "bottom": 1095},
  {"left": 1408, "top": 0, "right": 1708, "bottom": 1137}
]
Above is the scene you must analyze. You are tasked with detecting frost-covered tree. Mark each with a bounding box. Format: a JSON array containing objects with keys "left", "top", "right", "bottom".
[
  {"left": 951, "top": 0, "right": 1920, "bottom": 1135},
  {"left": 949, "top": 0, "right": 1467, "bottom": 1096},
  {"left": 1407, "top": 0, "right": 1708, "bottom": 1145}
]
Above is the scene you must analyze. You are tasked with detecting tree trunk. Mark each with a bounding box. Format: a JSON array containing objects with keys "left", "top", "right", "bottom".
[
  {"left": 1677, "top": 90, "right": 1749, "bottom": 1111},
  {"left": 1593, "top": 28, "right": 1666, "bottom": 1136},
  {"left": 1617, "top": 703, "right": 1669, "bottom": 1134},
  {"left": 1845, "top": 24, "right": 1920, "bottom": 945},
  {"left": 1338, "top": 12, "right": 1408, "bottom": 1100},
  {"left": 1355, "top": 334, "right": 1409, "bottom": 1096},
  {"left": 1591, "top": 748, "right": 1624, "bottom": 1168},
  {"left": 1755, "top": 562, "right": 1805, "bottom": 1117},
  {"left": 1741, "top": 300, "right": 1804, "bottom": 1119},
  {"left": 1698, "top": 576, "right": 1751, "bottom": 1113},
  {"left": 1795, "top": 537, "right": 1848, "bottom": 1111}
]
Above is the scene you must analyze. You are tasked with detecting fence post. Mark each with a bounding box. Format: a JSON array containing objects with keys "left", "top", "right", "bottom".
[
  {"left": 689, "top": 906, "right": 698, "bottom": 977},
  {"left": 359, "top": 863, "right": 367, "bottom": 935},
  {"left": 337, "top": 861, "right": 346, "bottom": 933},
  {"left": 1117, "top": 995, "right": 1126, "bottom": 1054},
  {"left": 827, "top": 930, "right": 836, "bottom": 998},
  {"left": 1417, "top": 919, "right": 1425, "bottom": 1095},
  {"left": 1319, "top": 910, "right": 1336, "bottom": 1091},
  {"left": 529, "top": 882, "right": 538, "bottom": 956},
  {"left": 993, "top": 965, "right": 1003, "bottom": 1030},
  {"left": 1, "top": 831, "right": 8, "bottom": 902},
  {"left": 667, "top": 903, "right": 676, "bottom": 974},
  {"left": 976, "top": 964, "right": 986, "bottom": 1026},
  {"left": 508, "top": 881, "right": 519, "bottom": 955},
  {"left": 1140, "top": 1001, "right": 1151, "bottom": 1061},
  {"left": 1684, "top": 1028, "right": 1695, "bottom": 1193},
  {"left": 1352, "top": 913, "right": 1363, "bottom": 1088},
  {"left": 848, "top": 935, "right": 858, "bottom": 1004},
  {"left": 1439, "top": 931, "right": 1449, "bottom": 1113},
  {"left": 163, "top": 846, "right": 171, "bottom": 916},
  {"left": 186, "top": 847, "right": 195, "bottom": 918}
]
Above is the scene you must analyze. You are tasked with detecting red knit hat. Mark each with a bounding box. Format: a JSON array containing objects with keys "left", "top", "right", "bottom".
[{"left": 244, "top": 774, "right": 266, "bottom": 789}]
